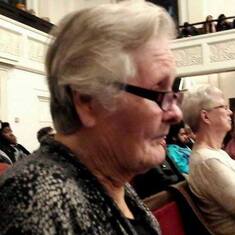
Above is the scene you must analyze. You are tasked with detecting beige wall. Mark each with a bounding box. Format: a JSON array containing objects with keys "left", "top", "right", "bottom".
[
  {"left": 203, "top": 0, "right": 235, "bottom": 20},
  {"left": 181, "top": 72, "right": 235, "bottom": 103},
  {"left": 28, "top": 0, "right": 116, "bottom": 24},
  {"left": 219, "top": 72, "right": 235, "bottom": 101},
  {"left": 178, "top": 0, "right": 235, "bottom": 25},
  {"left": 187, "top": 0, "right": 204, "bottom": 24},
  {"left": 27, "top": 0, "right": 235, "bottom": 25},
  {"left": 3, "top": 68, "right": 51, "bottom": 152}
]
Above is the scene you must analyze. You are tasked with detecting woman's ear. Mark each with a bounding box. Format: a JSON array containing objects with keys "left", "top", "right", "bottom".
[
  {"left": 200, "top": 110, "right": 211, "bottom": 125},
  {"left": 72, "top": 91, "right": 96, "bottom": 128}
]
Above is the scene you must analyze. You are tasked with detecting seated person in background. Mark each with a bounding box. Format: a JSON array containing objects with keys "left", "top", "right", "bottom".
[
  {"left": 224, "top": 132, "right": 235, "bottom": 160},
  {"left": 203, "top": 15, "right": 216, "bottom": 34},
  {"left": 132, "top": 155, "right": 185, "bottom": 199},
  {"left": 37, "top": 126, "right": 55, "bottom": 143},
  {"left": 180, "top": 22, "right": 199, "bottom": 37},
  {"left": 0, "top": 121, "right": 30, "bottom": 164},
  {"left": 182, "top": 85, "right": 235, "bottom": 235},
  {"left": 166, "top": 121, "right": 192, "bottom": 174},
  {"left": 0, "top": 123, "right": 13, "bottom": 165},
  {"left": 184, "top": 124, "right": 196, "bottom": 149},
  {"left": 0, "top": 149, "right": 13, "bottom": 165},
  {"left": 232, "top": 19, "right": 235, "bottom": 29},
  {"left": 224, "top": 112, "right": 235, "bottom": 159},
  {"left": 0, "top": 2, "right": 183, "bottom": 234},
  {"left": 216, "top": 14, "right": 231, "bottom": 31}
]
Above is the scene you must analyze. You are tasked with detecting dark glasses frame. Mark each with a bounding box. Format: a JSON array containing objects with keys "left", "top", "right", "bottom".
[{"left": 116, "top": 82, "right": 185, "bottom": 111}]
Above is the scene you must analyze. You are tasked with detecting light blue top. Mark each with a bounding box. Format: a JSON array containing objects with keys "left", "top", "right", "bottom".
[{"left": 167, "top": 144, "right": 192, "bottom": 174}]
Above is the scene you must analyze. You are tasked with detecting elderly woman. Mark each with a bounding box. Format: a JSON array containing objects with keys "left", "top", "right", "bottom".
[
  {"left": 0, "top": 2, "right": 182, "bottom": 234},
  {"left": 182, "top": 85, "right": 234, "bottom": 235}
]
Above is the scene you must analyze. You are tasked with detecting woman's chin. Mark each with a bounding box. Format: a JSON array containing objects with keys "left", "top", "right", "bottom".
[
  {"left": 155, "top": 148, "right": 166, "bottom": 165},
  {"left": 133, "top": 143, "right": 167, "bottom": 174},
  {"left": 147, "top": 145, "right": 166, "bottom": 168}
]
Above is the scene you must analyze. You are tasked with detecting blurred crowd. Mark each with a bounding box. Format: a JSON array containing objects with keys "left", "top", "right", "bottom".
[
  {"left": 179, "top": 14, "right": 235, "bottom": 38},
  {"left": 0, "top": 121, "right": 54, "bottom": 172},
  {"left": 0, "top": 0, "right": 50, "bottom": 22}
]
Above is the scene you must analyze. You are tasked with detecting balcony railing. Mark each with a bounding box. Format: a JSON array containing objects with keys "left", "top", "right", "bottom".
[
  {"left": 178, "top": 15, "right": 235, "bottom": 38},
  {"left": 0, "top": 1, "right": 53, "bottom": 33}
]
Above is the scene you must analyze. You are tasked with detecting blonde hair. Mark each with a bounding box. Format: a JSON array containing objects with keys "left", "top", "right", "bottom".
[{"left": 46, "top": 1, "right": 175, "bottom": 134}]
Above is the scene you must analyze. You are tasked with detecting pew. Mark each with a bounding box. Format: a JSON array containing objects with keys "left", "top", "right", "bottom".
[{"left": 143, "top": 181, "right": 215, "bottom": 235}]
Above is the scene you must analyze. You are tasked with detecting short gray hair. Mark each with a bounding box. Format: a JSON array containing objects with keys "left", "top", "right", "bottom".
[
  {"left": 46, "top": 1, "right": 176, "bottom": 134},
  {"left": 181, "top": 85, "right": 223, "bottom": 132}
]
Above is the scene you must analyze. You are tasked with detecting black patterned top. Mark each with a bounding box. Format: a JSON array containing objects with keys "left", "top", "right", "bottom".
[{"left": 0, "top": 138, "right": 161, "bottom": 235}]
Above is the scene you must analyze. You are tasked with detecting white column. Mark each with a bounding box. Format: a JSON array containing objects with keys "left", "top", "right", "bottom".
[
  {"left": 26, "top": 0, "right": 39, "bottom": 16},
  {"left": 0, "top": 66, "right": 10, "bottom": 120},
  {"left": 203, "top": 0, "right": 235, "bottom": 19},
  {"left": 178, "top": 0, "right": 189, "bottom": 25},
  {"left": 178, "top": 0, "right": 204, "bottom": 24},
  {"left": 187, "top": 0, "right": 204, "bottom": 23}
]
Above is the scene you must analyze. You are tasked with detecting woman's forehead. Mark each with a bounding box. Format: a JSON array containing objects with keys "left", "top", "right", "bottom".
[{"left": 212, "top": 94, "right": 225, "bottom": 104}]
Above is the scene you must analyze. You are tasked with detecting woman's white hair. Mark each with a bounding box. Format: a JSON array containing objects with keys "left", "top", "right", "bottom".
[
  {"left": 181, "top": 85, "right": 223, "bottom": 132},
  {"left": 46, "top": 1, "right": 176, "bottom": 134}
]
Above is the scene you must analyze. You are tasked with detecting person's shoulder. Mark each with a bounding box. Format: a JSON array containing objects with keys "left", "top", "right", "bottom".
[
  {"left": 167, "top": 144, "right": 179, "bottom": 151},
  {"left": 190, "top": 148, "right": 230, "bottom": 169},
  {"left": 16, "top": 144, "right": 30, "bottom": 154},
  {"left": 0, "top": 154, "right": 61, "bottom": 192},
  {"left": 191, "top": 147, "right": 216, "bottom": 158},
  {"left": 0, "top": 152, "right": 89, "bottom": 234},
  {"left": 189, "top": 148, "right": 208, "bottom": 167},
  {"left": 0, "top": 149, "right": 12, "bottom": 164},
  {"left": 0, "top": 146, "right": 75, "bottom": 195},
  {"left": 167, "top": 144, "right": 187, "bottom": 157}
]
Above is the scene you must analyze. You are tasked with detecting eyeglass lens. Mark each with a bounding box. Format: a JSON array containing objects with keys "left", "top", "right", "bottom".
[{"left": 161, "top": 92, "right": 183, "bottom": 111}]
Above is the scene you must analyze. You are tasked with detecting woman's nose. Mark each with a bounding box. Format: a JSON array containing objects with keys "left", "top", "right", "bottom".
[
  {"left": 228, "top": 109, "right": 233, "bottom": 116},
  {"left": 163, "top": 104, "right": 183, "bottom": 124}
]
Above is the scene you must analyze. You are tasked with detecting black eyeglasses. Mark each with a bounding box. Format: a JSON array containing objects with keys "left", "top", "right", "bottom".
[{"left": 116, "top": 82, "right": 184, "bottom": 111}]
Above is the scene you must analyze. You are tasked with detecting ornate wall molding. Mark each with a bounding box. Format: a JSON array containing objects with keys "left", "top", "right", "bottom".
[
  {"left": 172, "top": 30, "right": 235, "bottom": 76},
  {"left": 28, "top": 37, "right": 46, "bottom": 63},
  {"left": 0, "top": 28, "right": 20, "bottom": 59},
  {"left": 173, "top": 45, "right": 203, "bottom": 67},
  {"left": 0, "top": 14, "right": 49, "bottom": 74},
  {"left": 1, "top": 13, "right": 235, "bottom": 77},
  {"left": 209, "top": 40, "right": 235, "bottom": 63}
]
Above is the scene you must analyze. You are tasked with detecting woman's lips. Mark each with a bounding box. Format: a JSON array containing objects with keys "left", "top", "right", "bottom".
[
  {"left": 152, "top": 134, "right": 167, "bottom": 148},
  {"left": 159, "top": 138, "right": 166, "bottom": 148}
]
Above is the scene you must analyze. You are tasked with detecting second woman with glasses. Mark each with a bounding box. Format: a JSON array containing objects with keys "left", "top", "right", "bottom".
[{"left": 182, "top": 85, "right": 234, "bottom": 235}]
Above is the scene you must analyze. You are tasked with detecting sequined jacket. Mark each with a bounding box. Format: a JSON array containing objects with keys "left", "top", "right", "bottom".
[{"left": 0, "top": 138, "right": 161, "bottom": 235}]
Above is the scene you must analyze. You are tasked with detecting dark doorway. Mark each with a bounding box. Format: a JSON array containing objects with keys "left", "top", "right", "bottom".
[
  {"left": 147, "top": 0, "right": 179, "bottom": 25},
  {"left": 173, "top": 77, "right": 181, "bottom": 92},
  {"left": 229, "top": 98, "right": 235, "bottom": 112}
]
